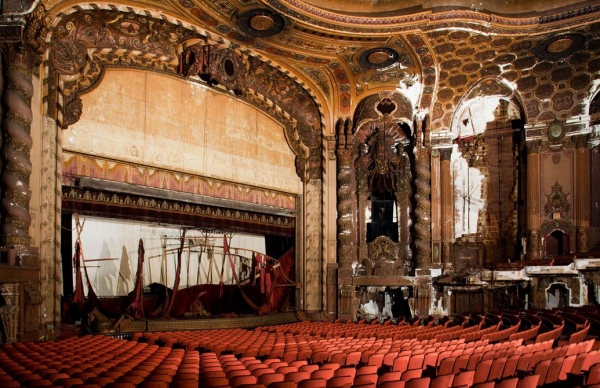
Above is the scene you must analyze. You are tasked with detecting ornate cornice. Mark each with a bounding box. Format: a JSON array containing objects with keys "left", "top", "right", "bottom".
[
  {"left": 62, "top": 186, "right": 295, "bottom": 236},
  {"left": 266, "top": 0, "right": 600, "bottom": 34},
  {"left": 62, "top": 151, "right": 297, "bottom": 212}
]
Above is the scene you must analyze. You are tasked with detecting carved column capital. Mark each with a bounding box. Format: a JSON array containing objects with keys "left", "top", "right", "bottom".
[
  {"left": 24, "top": 4, "right": 51, "bottom": 57},
  {"left": 439, "top": 147, "right": 453, "bottom": 161},
  {"left": 526, "top": 139, "right": 542, "bottom": 154},
  {"left": 572, "top": 134, "right": 589, "bottom": 149}
]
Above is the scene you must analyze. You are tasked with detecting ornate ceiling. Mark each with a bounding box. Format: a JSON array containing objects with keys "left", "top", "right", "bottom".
[
  {"left": 290, "top": 0, "right": 598, "bottom": 17},
  {"left": 43, "top": 0, "right": 600, "bottom": 142}
]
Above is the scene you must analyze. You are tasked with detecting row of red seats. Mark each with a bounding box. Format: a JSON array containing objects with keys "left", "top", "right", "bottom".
[{"left": 480, "top": 324, "right": 520, "bottom": 343}]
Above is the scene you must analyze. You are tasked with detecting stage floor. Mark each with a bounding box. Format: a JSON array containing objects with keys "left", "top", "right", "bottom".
[{"left": 111, "top": 312, "right": 301, "bottom": 334}]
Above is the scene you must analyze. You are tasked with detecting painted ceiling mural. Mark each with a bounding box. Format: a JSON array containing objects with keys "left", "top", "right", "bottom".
[{"left": 44, "top": 0, "right": 600, "bottom": 145}]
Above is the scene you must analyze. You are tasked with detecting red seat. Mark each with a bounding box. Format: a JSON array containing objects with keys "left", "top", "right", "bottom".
[
  {"left": 345, "top": 352, "right": 361, "bottom": 366},
  {"left": 452, "top": 370, "right": 474, "bottom": 387},
  {"left": 353, "top": 374, "right": 378, "bottom": 385},
  {"left": 558, "top": 354, "right": 576, "bottom": 381},
  {"left": 430, "top": 373, "right": 454, "bottom": 388},
  {"left": 377, "top": 371, "right": 402, "bottom": 385},
  {"left": 473, "top": 359, "right": 493, "bottom": 384},
  {"left": 229, "top": 374, "right": 258, "bottom": 387},
  {"left": 311, "top": 369, "right": 335, "bottom": 380},
  {"left": 515, "top": 374, "right": 539, "bottom": 388},
  {"left": 393, "top": 356, "right": 410, "bottom": 373},
  {"left": 452, "top": 355, "right": 470, "bottom": 374},
  {"left": 285, "top": 371, "right": 311, "bottom": 383},
  {"left": 408, "top": 354, "right": 424, "bottom": 370},
  {"left": 587, "top": 364, "right": 600, "bottom": 386},
  {"left": 325, "top": 375, "right": 353, "bottom": 387},
  {"left": 378, "top": 381, "right": 406, "bottom": 388},
  {"left": 532, "top": 360, "right": 550, "bottom": 386},
  {"left": 495, "top": 376, "right": 518, "bottom": 388},
  {"left": 298, "top": 378, "right": 327, "bottom": 388},
  {"left": 401, "top": 368, "right": 422, "bottom": 381},
  {"left": 404, "top": 376, "right": 430, "bottom": 388},
  {"left": 333, "top": 367, "right": 355, "bottom": 378},
  {"left": 472, "top": 381, "right": 495, "bottom": 388},
  {"left": 257, "top": 373, "right": 284, "bottom": 386},
  {"left": 438, "top": 357, "right": 455, "bottom": 376},
  {"left": 268, "top": 381, "right": 297, "bottom": 388},
  {"left": 487, "top": 357, "right": 507, "bottom": 381},
  {"left": 502, "top": 355, "right": 520, "bottom": 378}
]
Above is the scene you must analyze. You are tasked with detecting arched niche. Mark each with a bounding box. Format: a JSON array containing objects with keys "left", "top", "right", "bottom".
[
  {"left": 348, "top": 92, "right": 414, "bottom": 276},
  {"left": 541, "top": 220, "right": 575, "bottom": 258},
  {"left": 545, "top": 282, "right": 570, "bottom": 309},
  {"left": 449, "top": 78, "right": 526, "bottom": 266},
  {"left": 589, "top": 89, "right": 600, "bottom": 121}
]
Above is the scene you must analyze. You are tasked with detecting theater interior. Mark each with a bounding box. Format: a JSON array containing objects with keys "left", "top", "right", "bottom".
[{"left": 0, "top": 0, "right": 600, "bottom": 387}]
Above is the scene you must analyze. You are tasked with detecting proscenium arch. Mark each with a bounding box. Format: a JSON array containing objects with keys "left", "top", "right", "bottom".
[
  {"left": 450, "top": 77, "right": 526, "bottom": 139},
  {"left": 45, "top": 6, "right": 325, "bottom": 181}
]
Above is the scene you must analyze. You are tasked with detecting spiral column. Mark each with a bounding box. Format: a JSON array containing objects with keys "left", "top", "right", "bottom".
[
  {"left": 0, "top": 45, "right": 33, "bottom": 248},
  {"left": 336, "top": 119, "right": 354, "bottom": 317},
  {"left": 414, "top": 148, "right": 432, "bottom": 265}
]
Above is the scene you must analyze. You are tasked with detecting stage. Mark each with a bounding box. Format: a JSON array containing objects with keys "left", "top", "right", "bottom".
[{"left": 86, "top": 312, "right": 302, "bottom": 336}]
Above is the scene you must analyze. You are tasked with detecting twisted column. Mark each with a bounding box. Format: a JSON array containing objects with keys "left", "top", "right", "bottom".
[
  {"left": 336, "top": 119, "right": 354, "bottom": 317},
  {"left": 336, "top": 119, "right": 354, "bottom": 268},
  {"left": 414, "top": 148, "right": 432, "bottom": 264},
  {"left": 0, "top": 45, "right": 33, "bottom": 248}
]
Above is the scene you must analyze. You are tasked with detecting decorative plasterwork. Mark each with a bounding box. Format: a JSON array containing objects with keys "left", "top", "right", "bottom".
[
  {"left": 62, "top": 152, "right": 297, "bottom": 211},
  {"left": 534, "top": 33, "right": 586, "bottom": 60},
  {"left": 179, "top": 43, "right": 247, "bottom": 95},
  {"left": 355, "top": 120, "right": 409, "bottom": 194},
  {"left": 237, "top": 7, "right": 286, "bottom": 37},
  {"left": 47, "top": 8, "right": 323, "bottom": 180},
  {"left": 357, "top": 47, "right": 400, "bottom": 70},
  {"left": 428, "top": 23, "right": 599, "bottom": 130},
  {"left": 353, "top": 92, "right": 414, "bottom": 132},
  {"left": 543, "top": 181, "right": 571, "bottom": 221},
  {"left": 364, "top": 236, "right": 405, "bottom": 277},
  {"left": 62, "top": 186, "right": 295, "bottom": 236},
  {"left": 265, "top": 0, "right": 600, "bottom": 33}
]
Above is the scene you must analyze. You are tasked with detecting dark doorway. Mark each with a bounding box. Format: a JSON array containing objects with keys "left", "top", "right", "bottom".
[{"left": 546, "top": 230, "right": 570, "bottom": 256}]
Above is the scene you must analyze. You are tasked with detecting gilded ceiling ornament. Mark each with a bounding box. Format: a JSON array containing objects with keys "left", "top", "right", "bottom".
[
  {"left": 534, "top": 33, "right": 585, "bottom": 60},
  {"left": 358, "top": 47, "right": 399, "bottom": 69},
  {"left": 237, "top": 8, "right": 285, "bottom": 37}
]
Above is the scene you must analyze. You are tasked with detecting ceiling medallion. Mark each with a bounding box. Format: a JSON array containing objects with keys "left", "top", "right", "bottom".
[
  {"left": 358, "top": 47, "right": 399, "bottom": 69},
  {"left": 547, "top": 38, "right": 573, "bottom": 53},
  {"left": 534, "top": 33, "right": 585, "bottom": 60},
  {"left": 547, "top": 120, "right": 565, "bottom": 144},
  {"left": 237, "top": 8, "right": 285, "bottom": 37},
  {"left": 250, "top": 15, "right": 275, "bottom": 31}
]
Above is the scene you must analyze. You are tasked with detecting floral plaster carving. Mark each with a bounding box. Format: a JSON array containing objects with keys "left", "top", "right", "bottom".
[
  {"left": 0, "top": 284, "right": 19, "bottom": 344},
  {"left": 304, "top": 179, "right": 322, "bottom": 312},
  {"left": 543, "top": 181, "right": 571, "bottom": 221}
]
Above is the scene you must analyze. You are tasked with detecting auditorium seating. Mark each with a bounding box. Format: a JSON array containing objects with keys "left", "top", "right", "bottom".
[{"left": 0, "top": 308, "right": 598, "bottom": 387}]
